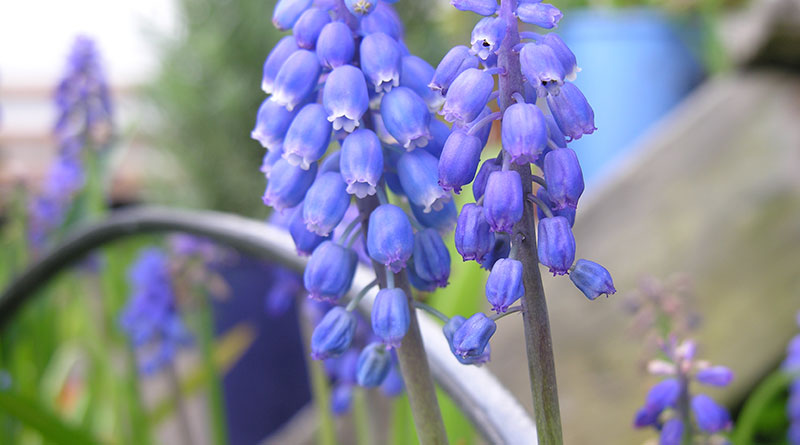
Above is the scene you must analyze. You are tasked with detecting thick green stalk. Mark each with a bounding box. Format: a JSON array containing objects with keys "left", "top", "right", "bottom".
[
  {"left": 497, "top": 0, "right": 564, "bottom": 443},
  {"left": 355, "top": 195, "right": 448, "bottom": 445}
]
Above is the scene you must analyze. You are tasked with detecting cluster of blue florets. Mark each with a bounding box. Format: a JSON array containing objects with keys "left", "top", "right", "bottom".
[
  {"left": 28, "top": 36, "right": 113, "bottom": 249},
  {"left": 633, "top": 336, "right": 734, "bottom": 444},
  {"left": 254, "top": 0, "right": 460, "bottom": 388},
  {"left": 253, "top": 0, "right": 616, "bottom": 381},
  {"left": 432, "top": 0, "right": 615, "bottom": 362},
  {"left": 786, "top": 312, "right": 800, "bottom": 444},
  {"left": 120, "top": 248, "right": 194, "bottom": 375}
]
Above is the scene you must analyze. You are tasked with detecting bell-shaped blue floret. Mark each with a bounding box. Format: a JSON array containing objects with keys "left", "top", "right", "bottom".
[
  {"left": 356, "top": 342, "right": 392, "bottom": 387},
  {"left": 430, "top": 46, "right": 481, "bottom": 97},
  {"left": 424, "top": 120, "right": 452, "bottom": 159},
  {"left": 367, "top": 204, "right": 414, "bottom": 272},
  {"left": 397, "top": 149, "right": 450, "bottom": 213},
  {"left": 317, "top": 22, "right": 355, "bottom": 68},
  {"left": 304, "top": 241, "right": 358, "bottom": 302},
  {"left": 271, "top": 49, "right": 321, "bottom": 111},
  {"left": 537, "top": 216, "right": 575, "bottom": 275},
  {"left": 501, "top": 102, "right": 547, "bottom": 165},
  {"left": 545, "top": 113, "right": 568, "bottom": 148},
  {"left": 543, "top": 148, "right": 584, "bottom": 210},
  {"left": 479, "top": 233, "right": 510, "bottom": 270},
  {"left": 345, "top": 0, "right": 377, "bottom": 16},
  {"left": 411, "top": 200, "right": 457, "bottom": 234},
  {"left": 407, "top": 265, "right": 437, "bottom": 292},
  {"left": 452, "top": 313, "right": 496, "bottom": 359},
  {"left": 293, "top": 8, "right": 331, "bottom": 49},
  {"left": 331, "top": 384, "right": 353, "bottom": 415},
  {"left": 360, "top": 32, "right": 402, "bottom": 93},
  {"left": 470, "top": 17, "right": 506, "bottom": 60},
  {"left": 262, "top": 159, "right": 318, "bottom": 210},
  {"left": 483, "top": 170, "right": 523, "bottom": 233},
  {"left": 691, "top": 394, "right": 732, "bottom": 433},
  {"left": 401, "top": 55, "right": 444, "bottom": 111},
  {"left": 359, "top": 2, "right": 404, "bottom": 40},
  {"left": 340, "top": 129, "right": 384, "bottom": 198},
  {"left": 695, "top": 366, "right": 734, "bottom": 387},
  {"left": 289, "top": 203, "right": 330, "bottom": 255},
  {"left": 380, "top": 87, "right": 432, "bottom": 150},
  {"left": 413, "top": 229, "right": 451, "bottom": 288},
  {"left": 542, "top": 33, "right": 578, "bottom": 81},
  {"left": 438, "top": 130, "right": 483, "bottom": 194},
  {"left": 303, "top": 172, "right": 351, "bottom": 236},
  {"left": 451, "top": 0, "right": 498, "bottom": 16},
  {"left": 261, "top": 36, "right": 298, "bottom": 94},
  {"left": 311, "top": 306, "right": 357, "bottom": 359},
  {"left": 260, "top": 148, "right": 285, "bottom": 178},
  {"left": 441, "top": 68, "right": 494, "bottom": 126},
  {"left": 659, "top": 418, "right": 683, "bottom": 445},
  {"left": 546, "top": 82, "right": 596, "bottom": 141},
  {"left": 520, "top": 42, "right": 566, "bottom": 97},
  {"left": 569, "top": 259, "right": 615, "bottom": 300},
  {"left": 472, "top": 158, "right": 502, "bottom": 201},
  {"left": 323, "top": 65, "right": 369, "bottom": 133},
  {"left": 282, "top": 103, "right": 332, "bottom": 170},
  {"left": 454, "top": 203, "right": 495, "bottom": 262},
  {"left": 251, "top": 97, "right": 299, "bottom": 151},
  {"left": 536, "top": 188, "right": 576, "bottom": 226},
  {"left": 515, "top": 2, "right": 562, "bottom": 29},
  {"left": 485, "top": 258, "right": 524, "bottom": 313},
  {"left": 371, "top": 288, "right": 410, "bottom": 348},
  {"left": 273, "top": 0, "right": 313, "bottom": 31},
  {"left": 443, "top": 315, "right": 491, "bottom": 365}
]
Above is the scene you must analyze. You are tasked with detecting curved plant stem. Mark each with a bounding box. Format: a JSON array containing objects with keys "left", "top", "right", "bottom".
[
  {"left": 356, "top": 194, "right": 448, "bottom": 445},
  {"left": 497, "top": 0, "right": 564, "bottom": 443},
  {"left": 732, "top": 370, "right": 793, "bottom": 444}
]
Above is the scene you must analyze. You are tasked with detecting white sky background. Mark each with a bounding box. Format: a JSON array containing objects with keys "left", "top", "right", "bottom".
[{"left": 0, "top": 0, "right": 179, "bottom": 87}]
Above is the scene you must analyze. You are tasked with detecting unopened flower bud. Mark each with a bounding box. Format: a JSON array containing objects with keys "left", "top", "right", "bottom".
[
  {"left": 303, "top": 172, "right": 350, "bottom": 236},
  {"left": 546, "top": 82, "right": 596, "bottom": 141},
  {"left": 486, "top": 258, "right": 524, "bottom": 313},
  {"left": 397, "top": 149, "right": 450, "bottom": 213},
  {"left": 380, "top": 87, "right": 432, "bottom": 150},
  {"left": 360, "top": 32, "right": 402, "bottom": 93},
  {"left": 304, "top": 241, "right": 357, "bottom": 301},
  {"left": 430, "top": 46, "right": 480, "bottom": 95},
  {"left": 502, "top": 102, "right": 547, "bottom": 165},
  {"left": 438, "top": 130, "right": 483, "bottom": 193},
  {"left": 441, "top": 68, "right": 494, "bottom": 126},
  {"left": 262, "top": 159, "right": 318, "bottom": 210},
  {"left": 340, "top": 129, "right": 384, "bottom": 198},
  {"left": 356, "top": 342, "right": 392, "bottom": 387},
  {"left": 537, "top": 216, "right": 575, "bottom": 275},
  {"left": 470, "top": 17, "right": 506, "bottom": 60},
  {"left": 443, "top": 315, "right": 491, "bottom": 365},
  {"left": 317, "top": 22, "right": 355, "bottom": 68},
  {"left": 569, "top": 259, "right": 615, "bottom": 300},
  {"left": 515, "top": 2, "right": 562, "bottom": 29},
  {"left": 451, "top": 0, "right": 498, "bottom": 16},
  {"left": 691, "top": 394, "right": 732, "bottom": 433},
  {"left": 544, "top": 148, "right": 584, "bottom": 210},
  {"left": 484, "top": 170, "right": 523, "bottom": 233},
  {"left": 413, "top": 229, "right": 451, "bottom": 288},
  {"left": 371, "top": 288, "right": 410, "bottom": 348},
  {"left": 261, "top": 36, "right": 298, "bottom": 94},
  {"left": 452, "top": 313, "right": 496, "bottom": 359},
  {"left": 273, "top": 0, "right": 313, "bottom": 31},
  {"left": 455, "top": 203, "right": 495, "bottom": 262},
  {"left": 311, "top": 306, "right": 357, "bottom": 359},
  {"left": 293, "top": 8, "right": 330, "bottom": 49},
  {"left": 282, "top": 103, "right": 332, "bottom": 170},
  {"left": 367, "top": 204, "right": 414, "bottom": 272}
]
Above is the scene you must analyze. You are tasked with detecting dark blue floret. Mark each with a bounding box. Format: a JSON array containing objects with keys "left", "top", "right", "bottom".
[
  {"left": 367, "top": 204, "right": 414, "bottom": 273},
  {"left": 485, "top": 258, "right": 524, "bottom": 313},
  {"left": 261, "top": 36, "right": 299, "bottom": 94},
  {"left": 455, "top": 203, "right": 495, "bottom": 262},
  {"left": 371, "top": 288, "right": 411, "bottom": 348},
  {"left": 356, "top": 342, "right": 392, "bottom": 387},
  {"left": 311, "top": 306, "right": 357, "bottom": 359},
  {"left": 413, "top": 229, "right": 451, "bottom": 288},
  {"left": 438, "top": 130, "right": 483, "bottom": 193},
  {"left": 293, "top": 8, "right": 331, "bottom": 49},
  {"left": 304, "top": 241, "right": 358, "bottom": 302},
  {"left": 483, "top": 170, "right": 523, "bottom": 233},
  {"left": 316, "top": 21, "right": 356, "bottom": 69},
  {"left": 537, "top": 216, "right": 575, "bottom": 275},
  {"left": 303, "top": 172, "right": 351, "bottom": 236}
]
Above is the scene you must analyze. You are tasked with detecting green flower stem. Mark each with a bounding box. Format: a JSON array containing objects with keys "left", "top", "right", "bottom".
[
  {"left": 498, "top": 0, "right": 564, "bottom": 443},
  {"left": 356, "top": 194, "right": 448, "bottom": 445}
]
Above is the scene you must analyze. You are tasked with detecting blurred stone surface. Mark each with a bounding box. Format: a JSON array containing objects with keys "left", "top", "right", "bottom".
[{"left": 489, "top": 69, "right": 800, "bottom": 444}]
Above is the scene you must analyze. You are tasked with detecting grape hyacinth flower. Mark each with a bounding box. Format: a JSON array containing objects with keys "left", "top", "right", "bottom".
[
  {"left": 29, "top": 36, "right": 113, "bottom": 250},
  {"left": 633, "top": 336, "right": 734, "bottom": 442},
  {"left": 254, "top": 2, "right": 613, "bottom": 440},
  {"left": 120, "top": 248, "right": 193, "bottom": 374}
]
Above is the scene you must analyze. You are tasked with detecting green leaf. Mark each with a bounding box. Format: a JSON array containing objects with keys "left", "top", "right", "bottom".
[{"left": 0, "top": 390, "right": 102, "bottom": 445}]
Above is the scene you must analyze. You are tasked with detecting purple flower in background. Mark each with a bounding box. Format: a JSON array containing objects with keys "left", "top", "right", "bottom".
[
  {"left": 120, "top": 248, "right": 192, "bottom": 374},
  {"left": 29, "top": 36, "right": 113, "bottom": 250}
]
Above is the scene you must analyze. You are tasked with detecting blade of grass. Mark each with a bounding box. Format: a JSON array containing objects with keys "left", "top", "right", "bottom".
[{"left": 0, "top": 390, "right": 102, "bottom": 445}]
